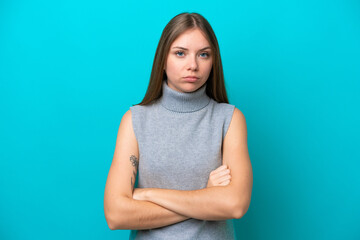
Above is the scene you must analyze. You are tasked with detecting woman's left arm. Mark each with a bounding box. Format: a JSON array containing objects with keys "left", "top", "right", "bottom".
[{"left": 133, "top": 108, "right": 253, "bottom": 221}]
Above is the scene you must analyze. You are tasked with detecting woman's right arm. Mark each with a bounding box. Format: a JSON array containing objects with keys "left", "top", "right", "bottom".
[{"left": 104, "top": 110, "right": 190, "bottom": 230}]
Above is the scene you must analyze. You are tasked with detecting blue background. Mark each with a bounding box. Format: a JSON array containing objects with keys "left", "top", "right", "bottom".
[{"left": 1, "top": 0, "right": 359, "bottom": 239}]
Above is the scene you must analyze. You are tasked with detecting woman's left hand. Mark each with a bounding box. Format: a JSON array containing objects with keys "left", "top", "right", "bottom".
[{"left": 133, "top": 188, "right": 148, "bottom": 201}]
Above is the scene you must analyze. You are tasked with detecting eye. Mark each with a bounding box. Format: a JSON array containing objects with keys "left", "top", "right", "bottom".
[
  {"left": 200, "top": 52, "right": 210, "bottom": 58},
  {"left": 175, "top": 51, "right": 185, "bottom": 57}
]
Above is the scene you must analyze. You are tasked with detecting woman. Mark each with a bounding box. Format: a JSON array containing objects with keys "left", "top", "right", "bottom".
[{"left": 104, "top": 12, "right": 253, "bottom": 239}]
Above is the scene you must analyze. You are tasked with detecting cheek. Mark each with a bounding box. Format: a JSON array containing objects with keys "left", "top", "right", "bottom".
[
  {"left": 203, "top": 61, "right": 213, "bottom": 74},
  {"left": 166, "top": 58, "right": 182, "bottom": 74}
]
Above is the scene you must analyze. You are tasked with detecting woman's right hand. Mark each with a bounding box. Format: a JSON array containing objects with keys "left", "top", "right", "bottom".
[{"left": 206, "top": 164, "right": 231, "bottom": 188}]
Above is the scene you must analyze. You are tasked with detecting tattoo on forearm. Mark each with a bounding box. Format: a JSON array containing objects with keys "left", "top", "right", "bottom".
[{"left": 130, "top": 155, "right": 139, "bottom": 189}]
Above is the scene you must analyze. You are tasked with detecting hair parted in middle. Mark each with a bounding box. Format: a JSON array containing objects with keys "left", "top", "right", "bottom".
[{"left": 136, "top": 12, "right": 229, "bottom": 106}]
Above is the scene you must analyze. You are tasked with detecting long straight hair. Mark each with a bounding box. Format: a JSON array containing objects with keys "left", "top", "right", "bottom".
[{"left": 136, "top": 12, "right": 229, "bottom": 105}]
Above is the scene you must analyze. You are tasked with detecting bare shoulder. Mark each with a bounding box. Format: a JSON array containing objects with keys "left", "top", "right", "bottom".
[
  {"left": 232, "top": 107, "right": 246, "bottom": 122},
  {"left": 118, "top": 109, "right": 137, "bottom": 139},
  {"left": 229, "top": 107, "right": 247, "bottom": 132},
  {"left": 225, "top": 107, "right": 247, "bottom": 145},
  {"left": 121, "top": 109, "right": 132, "bottom": 127}
]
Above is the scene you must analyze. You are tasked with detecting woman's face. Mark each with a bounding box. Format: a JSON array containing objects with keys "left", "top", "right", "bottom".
[{"left": 164, "top": 28, "right": 213, "bottom": 93}]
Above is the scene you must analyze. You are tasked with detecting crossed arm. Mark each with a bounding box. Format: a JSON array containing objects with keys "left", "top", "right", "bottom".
[
  {"left": 132, "top": 184, "right": 241, "bottom": 221},
  {"left": 104, "top": 108, "right": 253, "bottom": 230}
]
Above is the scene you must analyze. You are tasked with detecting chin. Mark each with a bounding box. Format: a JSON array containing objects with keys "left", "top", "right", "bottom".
[
  {"left": 189, "top": 81, "right": 207, "bottom": 91},
  {"left": 180, "top": 84, "right": 200, "bottom": 93}
]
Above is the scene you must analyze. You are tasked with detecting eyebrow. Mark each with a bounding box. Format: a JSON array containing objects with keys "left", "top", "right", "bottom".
[{"left": 172, "top": 46, "right": 211, "bottom": 51}]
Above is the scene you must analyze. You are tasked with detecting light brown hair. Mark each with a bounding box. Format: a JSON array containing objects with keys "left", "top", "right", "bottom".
[{"left": 136, "top": 12, "right": 229, "bottom": 105}]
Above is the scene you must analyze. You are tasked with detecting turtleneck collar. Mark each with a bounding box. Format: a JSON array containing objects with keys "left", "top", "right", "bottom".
[{"left": 159, "top": 80, "right": 211, "bottom": 113}]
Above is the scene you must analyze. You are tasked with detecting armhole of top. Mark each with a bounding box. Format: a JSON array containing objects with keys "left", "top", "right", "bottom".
[
  {"left": 129, "top": 106, "right": 139, "bottom": 144},
  {"left": 223, "top": 104, "right": 236, "bottom": 140},
  {"left": 129, "top": 106, "right": 140, "bottom": 187}
]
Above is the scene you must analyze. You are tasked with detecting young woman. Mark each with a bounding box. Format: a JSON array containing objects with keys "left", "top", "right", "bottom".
[{"left": 104, "top": 12, "right": 253, "bottom": 239}]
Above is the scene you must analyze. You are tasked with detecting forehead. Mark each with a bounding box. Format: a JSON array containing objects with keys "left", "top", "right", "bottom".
[{"left": 170, "top": 28, "right": 210, "bottom": 49}]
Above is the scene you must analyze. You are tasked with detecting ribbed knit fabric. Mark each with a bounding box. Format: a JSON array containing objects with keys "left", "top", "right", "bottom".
[{"left": 129, "top": 80, "right": 236, "bottom": 240}]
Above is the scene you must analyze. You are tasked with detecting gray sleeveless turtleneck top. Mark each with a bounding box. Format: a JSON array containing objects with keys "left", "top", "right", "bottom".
[{"left": 129, "top": 80, "right": 236, "bottom": 240}]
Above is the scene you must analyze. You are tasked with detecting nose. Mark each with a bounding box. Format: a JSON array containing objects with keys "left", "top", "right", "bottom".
[{"left": 187, "top": 55, "right": 198, "bottom": 71}]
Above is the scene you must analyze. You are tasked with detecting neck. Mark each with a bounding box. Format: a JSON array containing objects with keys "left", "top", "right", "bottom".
[{"left": 159, "top": 80, "right": 211, "bottom": 113}]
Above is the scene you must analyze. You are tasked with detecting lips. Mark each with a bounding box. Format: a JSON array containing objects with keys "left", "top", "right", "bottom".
[{"left": 183, "top": 76, "right": 199, "bottom": 81}]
